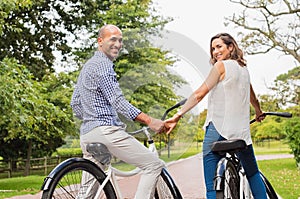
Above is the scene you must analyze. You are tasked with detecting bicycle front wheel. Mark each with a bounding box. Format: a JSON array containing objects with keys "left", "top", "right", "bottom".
[
  {"left": 216, "top": 160, "right": 240, "bottom": 199},
  {"left": 42, "top": 158, "right": 116, "bottom": 199},
  {"left": 154, "top": 168, "right": 183, "bottom": 199}
]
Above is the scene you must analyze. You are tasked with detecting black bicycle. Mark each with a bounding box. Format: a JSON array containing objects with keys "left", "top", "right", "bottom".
[
  {"left": 211, "top": 112, "right": 292, "bottom": 199},
  {"left": 41, "top": 100, "right": 186, "bottom": 199}
]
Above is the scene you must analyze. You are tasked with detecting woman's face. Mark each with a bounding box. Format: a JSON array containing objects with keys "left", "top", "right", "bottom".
[{"left": 211, "top": 38, "right": 233, "bottom": 61}]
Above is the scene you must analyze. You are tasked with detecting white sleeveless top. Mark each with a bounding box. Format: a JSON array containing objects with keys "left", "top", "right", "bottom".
[{"left": 203, "top": 60, "right": 252, "bottom": 145}]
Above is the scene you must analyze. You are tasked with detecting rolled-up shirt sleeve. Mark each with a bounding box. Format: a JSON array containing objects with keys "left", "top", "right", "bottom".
[{"left": 70, "top": 85, "right": 84, "bottom": 120}]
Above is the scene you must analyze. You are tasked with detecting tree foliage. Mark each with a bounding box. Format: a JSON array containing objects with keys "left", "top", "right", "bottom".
[
  {"left": 272, "top": 66, "right": 300, "bottom": 106},
  {"left": 284, "top": 106, "right": 300, "bottom": 168},
  {"left": 0, "top": 58, "right": 74, "bottom": 161},
  {"left": 226, "top": 0, "right": 300, "bottom": 62},
  {"left": 0, "top": 0, "right": 171, "bottom": 79}
]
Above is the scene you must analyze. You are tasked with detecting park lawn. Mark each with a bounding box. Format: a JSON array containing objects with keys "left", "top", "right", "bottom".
[
  {"left": 253, "top": 140, "right": 291, "bottom": 155},
  {"left": 258, "top": 158, "right": 300, "bottom": 199},
  {"left": 0, "top": 175, "right": 45, "bottom": 199}
]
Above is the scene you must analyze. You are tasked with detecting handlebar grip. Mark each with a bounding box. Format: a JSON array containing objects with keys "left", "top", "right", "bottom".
[
  {"left": 250, "top": 112, "right": 292, "bottom": 124},
  {"left": 264, "top": 112, "right": 292, "bottom": 118},
  {"left": 161, "top": 98, "right": 187, "bottom": 120}
]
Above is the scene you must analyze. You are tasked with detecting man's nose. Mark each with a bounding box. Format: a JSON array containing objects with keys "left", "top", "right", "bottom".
[{"left": 115, "top": 40, "right": 122, "bottom": 48}]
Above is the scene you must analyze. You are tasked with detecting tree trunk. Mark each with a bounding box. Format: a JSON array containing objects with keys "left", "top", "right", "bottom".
[{"left": 24, "top": 140, "right": 32, "bottom": 176}]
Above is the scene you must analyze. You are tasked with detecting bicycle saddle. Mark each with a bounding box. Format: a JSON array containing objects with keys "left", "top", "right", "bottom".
[
  {"left": 86, "top": 143, "right": 112, "bottom": 165},
  {"left": 211, "top": 139, "right": 247, "bottom": 154}
]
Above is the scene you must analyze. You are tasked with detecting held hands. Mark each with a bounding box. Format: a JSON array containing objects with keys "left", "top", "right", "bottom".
[
  {"left": 164, "top": 113, "right": 182, "bottom": 134},
  {"left": 148, "top": 113, "right": 182, "bottom": 134},
  {"left": 148, "top": 117, "right": 165, "bottom": 133}
]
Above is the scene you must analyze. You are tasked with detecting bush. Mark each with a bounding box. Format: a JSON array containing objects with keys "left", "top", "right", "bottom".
[
  {"left": 284, "top": 116, "right": 300, "bottom": 168},
  {"left": 53, "top": 148, "right": 82, "bottom": 157}
]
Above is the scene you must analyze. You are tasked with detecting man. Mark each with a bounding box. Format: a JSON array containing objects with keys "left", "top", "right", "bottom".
[{"left": 71, "top": 24, "right": 165, "bottom": 198}]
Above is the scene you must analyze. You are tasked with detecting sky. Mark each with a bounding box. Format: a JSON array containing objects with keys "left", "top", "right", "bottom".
[{"left": 151, "top": 0, "right": 298, "bottom": 98}]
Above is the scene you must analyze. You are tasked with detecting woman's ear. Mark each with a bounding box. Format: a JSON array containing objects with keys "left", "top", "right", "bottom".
[{"left": 228, "top": 43, "right": 234, "bottom": 52}]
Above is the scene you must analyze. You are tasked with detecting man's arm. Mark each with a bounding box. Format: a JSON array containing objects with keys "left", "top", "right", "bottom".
[
  {"left": 135, "top": 112, "right": 164, "bottom": 133},
  {"left": 70, "top": 86, "right": 83, "bottom": 120}
]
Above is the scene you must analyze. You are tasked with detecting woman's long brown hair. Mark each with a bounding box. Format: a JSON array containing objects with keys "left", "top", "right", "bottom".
[{"left": 210, "top": 33, "right": 247, "bottom": 67}]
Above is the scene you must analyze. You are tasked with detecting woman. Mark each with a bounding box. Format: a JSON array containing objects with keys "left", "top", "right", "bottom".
[{"left": 165, "top": 33, "right": 267, "bottom": 198}]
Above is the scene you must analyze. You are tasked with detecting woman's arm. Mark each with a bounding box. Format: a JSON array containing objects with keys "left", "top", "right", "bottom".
[
  {"left": 165, "top": 62, "right": 225, "bottom": 134},
  {"left": 250, "top": 84, "right": 265, "bottom": 122}
]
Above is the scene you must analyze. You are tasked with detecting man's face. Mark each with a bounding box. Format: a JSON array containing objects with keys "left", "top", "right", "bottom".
[{"left": 98, "top": 27, "right": 123, "bottom": 61}]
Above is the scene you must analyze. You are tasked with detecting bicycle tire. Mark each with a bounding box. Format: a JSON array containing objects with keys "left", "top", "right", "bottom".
[
  {"left": 260, "top": 172, "right": 278, "bottom": 199},
  {"left": 216, "top": 160, "right": 240, "bottom": 199},
  {"left": 41, "top": 159, "right": 116, "bottom": 199},
  {"left": 154, "top": 168, "right": 183, "bottom": 199}
]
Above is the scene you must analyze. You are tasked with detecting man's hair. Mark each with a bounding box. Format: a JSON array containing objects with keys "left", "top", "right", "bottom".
[{"left": 98, "top": 24, "right": 121, "bottom": 38}]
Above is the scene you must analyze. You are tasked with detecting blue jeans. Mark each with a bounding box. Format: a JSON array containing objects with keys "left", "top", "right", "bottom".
[{"left": 203, "top": 122, "right": 267, "bottom": 199}]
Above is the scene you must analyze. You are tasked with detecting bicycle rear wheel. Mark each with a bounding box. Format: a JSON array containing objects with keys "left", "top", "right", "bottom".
[
  {"left": 260, "top": 172, "right": 278, "bottom": 199},
  {"left": 42, "top": 158, "right": 116, "bottom": 199},
  {"left": 216, "top": 161, "right": 240, "bottom": 199},
  {"left": 154, "top": 168, "right": 183, "bottom": 199}
]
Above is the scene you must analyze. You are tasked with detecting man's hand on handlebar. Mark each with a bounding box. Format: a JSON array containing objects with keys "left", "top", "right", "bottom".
[{"left": 148, "top": 117, "right": 165, "bottom": 133}]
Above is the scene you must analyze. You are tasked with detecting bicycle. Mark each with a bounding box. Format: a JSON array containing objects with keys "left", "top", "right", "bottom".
[
  {"left": 211, "top": 112, "right": 292, "bottom": 199},
  {"left": 41, "top": 99, "right": 187, "bottom": 199}
]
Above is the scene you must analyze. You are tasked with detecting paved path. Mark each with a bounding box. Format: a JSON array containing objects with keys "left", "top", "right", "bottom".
[
  {"left": 5, "top": 154, "right": 294, "bottom": 199},
  {"left": 95, "top": 154, "right": 206, "bottom": 199}
]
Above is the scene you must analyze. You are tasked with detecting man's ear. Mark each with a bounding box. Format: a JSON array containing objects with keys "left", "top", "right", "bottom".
[{"left": 97, "top": 37, "right": 103, "bottom": 46}]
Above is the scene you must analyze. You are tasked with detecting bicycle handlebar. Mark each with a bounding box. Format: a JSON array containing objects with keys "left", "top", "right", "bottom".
[
  {"left": 161, "top": 98, "right": 187, "bottom": 120},
  {"left": 250, "top": 112, "right": 292, "bottom": 124},
  {"left": 128, "top": 98, "right": 187, "bottom": 135}
]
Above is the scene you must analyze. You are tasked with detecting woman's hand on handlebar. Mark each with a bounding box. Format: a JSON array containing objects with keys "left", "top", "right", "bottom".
[
  {"left": 255, "top": 110, "right": 265, "bottom": 122},
  {"left": 164, "top": 113, "right": 182, "bottom": 134}
]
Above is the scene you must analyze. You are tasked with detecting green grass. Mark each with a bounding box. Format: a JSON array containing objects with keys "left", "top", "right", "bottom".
[
  {"left": 253, "top": 140, "right": 291, "bottom": 155},
  {"left": 258, "top": 158, "right": 300, "bottom": 199},
  {"left": 0, "top": 175, "right": 45, "bottom": 199}
]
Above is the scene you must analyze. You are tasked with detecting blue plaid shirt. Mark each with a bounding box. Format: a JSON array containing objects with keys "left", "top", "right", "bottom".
[{"left": 71, "top": 51, "right": 141, "bottom": 135}]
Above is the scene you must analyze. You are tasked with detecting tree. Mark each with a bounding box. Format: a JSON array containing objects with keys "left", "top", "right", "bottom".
[
  {"left": 284, "top": 105, "right": 300, "bottom": 168},
  {"left": 0, "top": 0, "right": 171, "bottom": 80},
  {"left": 0, "top": 0, "right": 33, "bottom": 34},
  {"left": 226, "top": 0, "right": 300, "bottom": 62},
  {"left": 0, "top": 58, "right": 74, "bottom": 175},
  {"left": 271, "top": 66, "right": 300, "bottom": 106}
]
